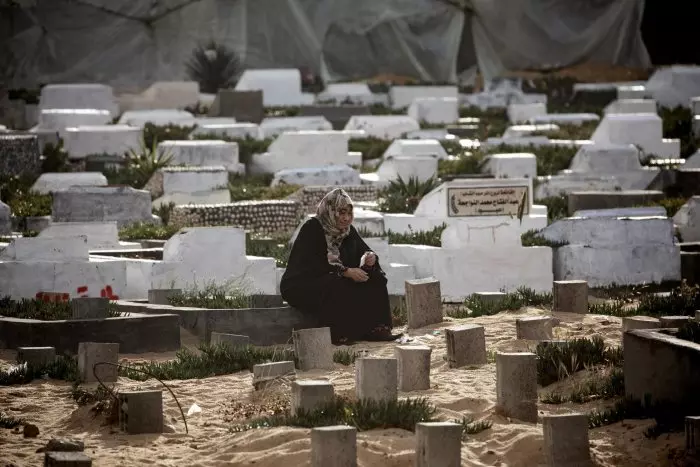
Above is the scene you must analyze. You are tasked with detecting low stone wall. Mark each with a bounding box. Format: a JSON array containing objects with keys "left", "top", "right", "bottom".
[
  {"left": 287, "top": 185, "right": 379, "bottom": 214},
  {"left": 0, "top": 313, "right": 181, "bottom": 354},
  {"left": 624, "top": 328, "right": 700, "bottom": 405},
  {"left": 114, "top": 300, "right": 316, "bottom": 346},
  {"left": 169, "top": 200, "right": 304, "bottom": 235}
]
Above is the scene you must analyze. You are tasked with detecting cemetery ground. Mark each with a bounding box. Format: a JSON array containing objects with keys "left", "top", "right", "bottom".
[{"left": 1, "top": 286, "right": 698, "bottom": 466}]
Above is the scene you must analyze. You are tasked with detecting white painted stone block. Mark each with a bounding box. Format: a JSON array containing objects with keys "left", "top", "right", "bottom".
[
  {"left": 151, "top": 227, "right": 277, "bottom": 294},
  {"left": 382, "top": 139, "right": 448, "bottom": 160},
  {"left": 161, "top": 167, "right": 228, "bottom": 194},
  {"left": 235, "top": 69, "right": 306, "bottom": 106},
  {"left": 39, "top": 83, "right": 118, "bottom": 116},
  {"left": 502, "top": 124, "right": 558, "bottom": 139},
  {"left": 574, "top": 207, "right": 666, "bottom": 218},
  {"left": 252, "top": 131, "right": 352, "bottom": 174},
  {"left": 367, "top": 155, "right": 438, "bottom": 185},
  {"left": 38, "top": 222, "right": 122, "bottom": 250},
  {"left": 260, "top": 117, "right": 333, "bottom": 139},
  {"left": 0, "top": 236, "right": 89, "bottom": 262},
  {"left": 191, "top": 122, "right": 262, "bottom": 140},
  {"left": 271, "top": 165, "right": 361, "bottom": 187},
  {"left": 118, "top": 81, "right": 199, "bottom": 112},
  {"left": 483, "top": 153, "right": 537, "bottom": 179},
  {"left": 407, "top": 97, "right": 459, "bottom": 125},
  {"left": 38, "top": 109, "right": 112, "bottom": 132},
  {"left": 390, "top": 86, "right": 458, "bottom": 110},
  {"left": 159, "top": 140, "right": 243, "bottom": 173},
  {"left": 0, "top": 260, "right": 127, "bottom": 300},
  {"left": 591, "top": 113, "right": 679, "bottom": 158},
  {"left": 32, "top": 172, "right": 107, "bottom": 194},
  {"left": 618, "top": 85, "right": 647, "bottom": 100},
  {"left": 508, "top": 103, "right": 547, "bottom": 123},
  {"left": 604, "top": 99, "right": 658, "bottom": 115},
  {"left": 344, "top": 116, "right": 420, "bottom": 140},
  {"left": 117, "top": 110, "right": 196, "bottom": 127},
  {"left": 674, "top": 196, "right": 700, "bottom": 242},
  {"left": 644, "top": 65, "right": 700, "bottom": 108},
  {"left": 530, "top": 113, "right": 600, "bottom": 126},
  {"left": 62, "top": 125, "right": 142, "bottom": 159}
]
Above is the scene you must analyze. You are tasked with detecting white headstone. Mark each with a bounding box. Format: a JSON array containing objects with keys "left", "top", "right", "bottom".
[
  {"left": 117, "top": 110, "right": 197, "bottom": 127},
  {"left": 344, "top": 115, "right": 420, "bottom": 139},
  {"left": 407, "top": 97, "right": 459, "bottom": 125},
  {"left": 271, "top": 165, "right": 361, "bottom": 187},
  {"left": 235, "top": 69, "right": 310, "bottom": 106},
  {"left": 63, "top": 125, "right": 142, "bottom": 160},
  {"left": 39, "top": 84, "right": 119, "bottom": 116},
  {"left": 31, "top": 172, "right": 108, "bottom": 194},
  {"left": 382, "top": 139, "right": 449, "bottom": 160}
]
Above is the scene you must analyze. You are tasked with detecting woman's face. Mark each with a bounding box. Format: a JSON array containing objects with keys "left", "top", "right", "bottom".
[{"left": 336, "top": 206, "right": 353, "bottom": 229}]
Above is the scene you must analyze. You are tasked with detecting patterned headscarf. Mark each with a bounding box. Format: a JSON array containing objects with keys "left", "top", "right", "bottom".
[{"left": 316, "top": 188, "right": 354, "bottom": 267}]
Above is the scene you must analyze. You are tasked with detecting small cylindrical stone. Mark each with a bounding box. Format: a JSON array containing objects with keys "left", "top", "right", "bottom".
[
  {"left": 210, "top": 332, "right": 250, "bottom": 348},
  {"left": 147, "top": 288, "right": 181, "bottom": 305},
  {"left": 291, "top": 380, "right": 335, "bottom": 414},
  {"left": 659, "top": 316, "right": 692, "bottom": 328},
  {"left": 496, "top": 352, "right": 537, "bottom": 423},
  {"left": 516, "top": 316, "right": 553, "bottom": 341},
  {"left": 622, "top": 316, "right": 660, "bottom": 332},
  {"left": 293, "top": 327, "right": 334, "bottom": 371},
  {"left": 395, "top": 345, "right": 432, "bottom": 392},
  {"left": 311, "top": 425, "right": 357, "bottom": 467},
  {"left": 355, "top": 358, "right": 398, "bottom": 402},
  {"left": 415, "top": 422, "right": 462, "bottom": 467},
  {"left": 553, "top": 280, "right": 588, "bottom": 314},
  {"left": 71, "top": 297, "right": 110, "bottom": 320},
  {"left": 542, "top": 413, "right": 591, "bottom": 467},
  {"left": 445, "top": 324, "right": 486, "bottom": 368},
  {"left": 45, "top": 451, "right": 93, "bottom": 466},
  {"left": 17, "top": 346, "right": 56, "bottom": 366}
]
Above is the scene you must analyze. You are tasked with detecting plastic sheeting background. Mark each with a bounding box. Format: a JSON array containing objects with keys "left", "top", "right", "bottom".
[{"left": 1, "top": 0, "right": 650, "bottom": 92}]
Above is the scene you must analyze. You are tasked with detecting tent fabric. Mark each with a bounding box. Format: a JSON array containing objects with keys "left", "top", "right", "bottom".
[{"left": 2, "top": 0, "right": 650, "bottom": 91}]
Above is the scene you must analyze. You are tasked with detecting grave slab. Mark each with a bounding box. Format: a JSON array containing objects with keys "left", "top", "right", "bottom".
[
  {"left": 496, "top": 352, "right": 537, "bottom": 423},
  {"left": 45, "top": 451, "right": 93, "bottom": 466},
  {"left": 395, "top": 345, "right": 432, "bottom": 391},
  {"left": 355, "top": 358, "right": 397, "bottom": 402},
  {"left": 542, "top": 413, "right": 591, "bottom": 467},
  {"left": 32, "top": 172, "right": 107, "bottom": 194},
  {"left": 118, "top": 390, "right": 164, "bottom": 434},
  {"left": 40, "top": 83, "right": 118, "bottom": 116},
  {"left": 52, "top": 186, "right": 157, "bottom": 227},
  {"left": 445, "top": 324, "right": 487, "bottom": 368},
  {"left": 415, "top": 422, "right": 462, "bottom": 467},
  {"left": 17, "top": 346, "right": 56, "bottom": 366},
  {"left": 553, "top": 280, "right": 588, "bottom": 314},
  {"left": 78, "top": 342, "right": 119, "bottom": 383},
  {"left": 407, "top": 97, "right": 459, "bottom": 125},
  {"left": 159, "top": 140, "right": 244, "bottom": 174},
  {"left": 291, "top": 380, "right": 334, "bottom": 413},
  {"left": 622, "top": 316, "right": 661, "bottom": 332},
  {"left": 311, "top": 425, "right": 357, "bottom": 467},
  {"left": 252, "top": 361, "right": 295, "bottom": 389},
  {"left": 405, "top": 278, "right": 442, "bottom": 329}
]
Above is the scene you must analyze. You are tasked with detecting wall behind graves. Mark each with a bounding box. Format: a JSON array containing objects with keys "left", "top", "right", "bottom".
[
  {"left": 169, "top": 200, "right": 304, "bottom": 235},
  {"left": 3, "top": 0, "right": 649, "bottom": 89}
]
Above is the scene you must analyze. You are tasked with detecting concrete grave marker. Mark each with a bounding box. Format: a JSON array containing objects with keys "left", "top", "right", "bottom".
[
  {"left": 516, "top": 316, "right": 553, "bottom": 340},
  {"left": 78, "top": 342, "right": 119, "bottom": 383},
  {"left": 553, "top": 280, "right": 588, "bottom": 314},
  {"left": 118, "top": 390, "right": 164, "bottom": 434},
  {"left": 208, "top": 90, "right": 264, "bottom": 123},
  {"left": 395, "top": 345, "right": 432, "bottom": 391},
  {"left": 291, "top": 380, "right": 334, "bottom": 413},
  {"left": 31, "top": 172, "right": 107, "bottom": 194},
  {"left": 415, "top": 422, "right": 462, "bottom": 467},
  {"left": 311, "top": 426, "right": 357, "bottom": 467},
  {"left": 496, "top": 352, "right": 537, "bottom": 423},
  {"left": 293, "top": 327, "right": 334, "bottom": 371},
  {"left": 445, "top": 324, "right": 487, "bottom": 368},
  {"left": 235, "top": 69, "right": 312, "bottom": 107},
  {"left": 355, "top": 358, "right": 397, "bottom": 402},
  {"left": 52, "top": 186, "right": 157, "bottom": 227},
  {"left": 17, "top": 346, "right": 56, "bottom": 366},
  {"left": 405, "top": 278, "right": 442, "bottom": 329},
  {"left": 542, "top": 413, "right": 591, "bottom": 466}
]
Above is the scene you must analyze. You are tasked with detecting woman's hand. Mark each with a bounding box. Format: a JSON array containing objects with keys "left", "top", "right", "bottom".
[
  {"left": 363, "top": 252, "right": 377, "bottom": 267},
  {"left": 343, "top": 267, "right": 369, "bottom": 282}
]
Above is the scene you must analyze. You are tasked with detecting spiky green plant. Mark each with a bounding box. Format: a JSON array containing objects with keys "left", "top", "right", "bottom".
[
  {"left": 125, "top": 139, "right": 173, "bottom": 189},
  {"left": 377, "top": 176, "right": 440, "bottom": 213},
  {"left": 185, "top": 40, "right": 243, "bottom": 93}
]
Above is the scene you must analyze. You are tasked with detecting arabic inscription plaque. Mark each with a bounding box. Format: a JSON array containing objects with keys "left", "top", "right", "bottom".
[{"left": 447, "top": 186, "right": 529, "bottom": 217}]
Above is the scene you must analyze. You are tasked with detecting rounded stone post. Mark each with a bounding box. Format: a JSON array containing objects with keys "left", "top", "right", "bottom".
[
  {"left": 311, "top": 425, "right": 357, "bottom": 467},
  {"left": 542, "top": 413, "right": 591, "bottom": 466},
  {"left": 415, "top": 422, "right": 462, "bottom": 467},
  {"left": 496, "top": 352, "right": 537, "bottom": 423},
  {"left": 293, "top": 327, "right": 334, "bottom": 371},
  {"left": 553, "top": 280, "right": 588, "bottom": 314},
  {"left": 395, "top": 345, "right": 432, "bottom": 391},
  {"left": 355, "top": 358, "right": 398, "bottom": 402}
]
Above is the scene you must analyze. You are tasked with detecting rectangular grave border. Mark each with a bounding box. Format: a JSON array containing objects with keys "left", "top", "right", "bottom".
[
  {"left": 0, "top": 313, "right": 180, "bottom": 354},
  {"left": 113, "top": 299, "right": 318, "bottom": 346},
  {"left": 623, "top": 328, "right": 700, "bottom": 406}
]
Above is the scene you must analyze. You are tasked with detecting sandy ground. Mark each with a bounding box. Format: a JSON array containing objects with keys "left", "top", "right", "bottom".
[{"left": 0, "top": 308, "right": 686, "bottom": 466}]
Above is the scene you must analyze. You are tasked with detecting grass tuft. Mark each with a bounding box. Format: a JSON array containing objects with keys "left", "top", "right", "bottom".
[
  {"left": 231, "top": 396, "right": 436, "bottom": 433},
  {"left": 0, "top": 355, "right": 79, "bottom": 386},
  {"left": 119, "top": 344, "right": 294, "bottom": 381},
  {"left": 456, "top": 416, "right": 492, "bottom": 438},
  {"left": 451, "top": 287, "right": 552, "bottom": 318},
  {"left": 536, "top": 336, "right": 622, "bottom": 387}
]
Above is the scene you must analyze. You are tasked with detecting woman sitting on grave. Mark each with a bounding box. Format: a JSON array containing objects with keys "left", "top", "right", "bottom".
[{"left": 280, "top": 188, "right": 401, "bottom": 345}]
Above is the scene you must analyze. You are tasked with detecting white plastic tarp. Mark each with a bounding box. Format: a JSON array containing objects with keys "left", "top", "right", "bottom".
[{"left": 2, "top": 0, "right": 650, "bottom": 91}]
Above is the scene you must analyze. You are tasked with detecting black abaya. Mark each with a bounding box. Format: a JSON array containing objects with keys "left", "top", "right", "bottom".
[{"left": 280, "top": 217, "right": 393, "bottom": 342}]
